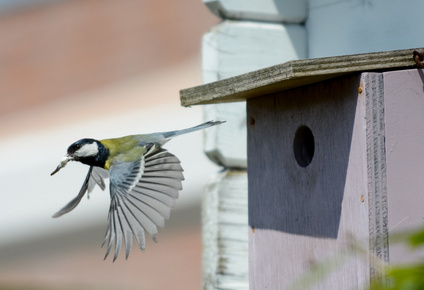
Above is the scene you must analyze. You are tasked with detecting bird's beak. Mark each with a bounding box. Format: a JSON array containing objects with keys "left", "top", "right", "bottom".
[{"left": 51, "top": 155, "right": 73, "bottom": 176}]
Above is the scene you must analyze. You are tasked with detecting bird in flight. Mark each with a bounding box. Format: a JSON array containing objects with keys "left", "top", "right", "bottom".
[{"left": 51, "top": 121, "right": 224, "bottom": 261}]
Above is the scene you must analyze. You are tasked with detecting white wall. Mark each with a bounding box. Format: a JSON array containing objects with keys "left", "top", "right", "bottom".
[{"left": 308, "top": 0, "right": 424, "bottom": 58}]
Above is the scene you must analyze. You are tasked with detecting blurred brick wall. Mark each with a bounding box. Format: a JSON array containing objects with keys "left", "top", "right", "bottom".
[{"left": 0, "top": 0, "right": 218, "bottom": 115}]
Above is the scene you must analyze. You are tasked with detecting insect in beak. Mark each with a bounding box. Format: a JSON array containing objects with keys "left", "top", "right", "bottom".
[{"left": 51, "top": 155, "right": 73, "bottom": 176}]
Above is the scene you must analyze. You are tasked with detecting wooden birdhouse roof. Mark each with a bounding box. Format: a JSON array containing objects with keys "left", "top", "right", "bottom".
[{"left": 180, "top": 48, "right": 421, "bottom": 107}]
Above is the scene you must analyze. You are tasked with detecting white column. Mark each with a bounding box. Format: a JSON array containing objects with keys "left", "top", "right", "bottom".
[{"left": 201, "top": 1, "right": 307, "bottom": 289}]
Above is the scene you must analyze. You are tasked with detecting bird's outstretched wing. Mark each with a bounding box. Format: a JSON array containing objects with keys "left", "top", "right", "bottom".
[
  {"left": 53, "top": 167, "right": 109, "bottom": 218},
  {"left": 103, "top": 145, "right": 184, "bottom": 261},
  {"left": 88, "top": 167, "right": 109, "bottom": 194}
]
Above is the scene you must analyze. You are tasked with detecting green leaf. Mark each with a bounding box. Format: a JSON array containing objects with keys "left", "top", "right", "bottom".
[
  {"left": 371, "top": 264, "right": 424, "bottom": 290},
  {"left": 408, "top": 228, "right": 424, "bottom": 248}
]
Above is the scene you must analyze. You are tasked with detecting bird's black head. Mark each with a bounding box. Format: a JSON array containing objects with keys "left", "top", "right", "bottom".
[{"left": 67, "top": 138, "right": 109, "bottom": 168}]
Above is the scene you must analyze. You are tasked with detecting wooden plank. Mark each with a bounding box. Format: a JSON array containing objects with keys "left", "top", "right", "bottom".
[
  {"left": 180, "top": 48, "right": 421, "bottom": 106},
  {"left": 383, "top": 68, "right": 424, "bottom": 264},
  {"left": 202, "top": 170, "right": 248, "bottom": 290},
  {"left": 247, "top": 74, "right": 370, "bottom": 289},
  {"left": 363, "top": 73, "right": 389, "bottom": 279},
  {"left": 202, "top": 21, "right": 307, "bottom": 84}
]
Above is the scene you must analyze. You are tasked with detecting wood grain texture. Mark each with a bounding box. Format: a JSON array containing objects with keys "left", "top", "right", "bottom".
[
  {"left": 202, "top": 170, "right": 249, "bottom": 290},
  {"left": 363, "top": 73, "right": 389, "bottom": 278},
  {"left": 248, "top": 74, "right": 371, "bottom": 289},
  {"left": 181, "top": 48, "right": 422, "bottom": 106}
]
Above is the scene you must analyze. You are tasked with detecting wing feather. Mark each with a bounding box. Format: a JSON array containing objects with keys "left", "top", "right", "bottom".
[
  {"left": 104, "top": 209, "right": 115, "bottom": 260},
  {"left": 112, "top": 201, "right": 123, "bottom": 262},
  {"left": 118, "top": 196, "right": 146, "bottom": 252},
  {"left": 54, "top": 166, "right": 109, "bottom": 218},
  {"left": 129, "top": 192, "right": 171, "bottom": 219},
  {"left": 144, "top": 163, "right": 183, "bottom": 172},
  {"left": 101, "top": 219, "right": 111, "bottom": 248},
  {"left": 52, "top": 167, "right": 92, "bottom": 218},
  {"left": 144, "top": 154, "right": 179, "bottom": 165},
  {"left": 105, "top": 146, "right": 183, "bottom": 260},
  {"left": 126, "top": 194, "right": 166, "bottom": 227},
  {"left": 142, "top": 170, "right": 184, "bottom": 180},
  {"left": 88, "top": 167, "right": 109, "bottom": 193},
  {"left": 140, "top": 177, "right": 182, "bottom": 190},
  {"left": 122, "top": 198, "right": 159, "bottom": 240},
  {"left": 131, "top": 187, "right": 176, "bottom": 208},
  {"left": 135, "top": 183, "right": 179, "bottom": 198}
]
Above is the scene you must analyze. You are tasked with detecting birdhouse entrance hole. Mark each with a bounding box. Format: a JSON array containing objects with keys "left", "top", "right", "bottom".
[{"left": 293, "top": 125, "right": 314, "bottom": 167}]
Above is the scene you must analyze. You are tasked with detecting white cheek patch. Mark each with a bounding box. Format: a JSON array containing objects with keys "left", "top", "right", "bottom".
[{"left": 76, "top": 142, "right": 99, "bottom": 157}]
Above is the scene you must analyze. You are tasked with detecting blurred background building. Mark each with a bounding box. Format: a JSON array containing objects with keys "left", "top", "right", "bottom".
[{"left": 0, "top": 0, "right": 219, "bottom": 289}]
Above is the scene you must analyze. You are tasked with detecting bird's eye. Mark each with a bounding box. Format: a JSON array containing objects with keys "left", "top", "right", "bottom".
[
  {"left": 73, "top": 143, "right": 83, "bottom": 150},
  {"left": 68, "top": 143, "right": 82, "bottom": 154}
]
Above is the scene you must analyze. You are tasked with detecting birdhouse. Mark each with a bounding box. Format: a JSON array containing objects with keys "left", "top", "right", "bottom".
[{"left": 180, "top": 48, "right": 424, "bottom": 289}]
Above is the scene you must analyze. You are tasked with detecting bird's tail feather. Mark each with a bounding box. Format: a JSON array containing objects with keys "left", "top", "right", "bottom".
[{"left": 162, "top": 120, "right": 225, "bottom": 139}]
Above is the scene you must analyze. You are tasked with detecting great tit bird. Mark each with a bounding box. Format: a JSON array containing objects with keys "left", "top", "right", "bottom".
[{"left": 51, "top": 120, "right": 224, "bottom": 261}]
